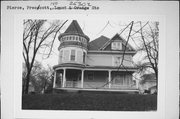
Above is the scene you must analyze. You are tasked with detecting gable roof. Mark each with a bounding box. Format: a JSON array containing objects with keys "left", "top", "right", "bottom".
[
  {"left": 88, "top": 35, "right": 110, "bottom": 50},
  {"left": 100, "top": 34, "right": 135, "bottom": 51},
  {"left": 64, "top": 20, "right": 84, "bottom": 35}
]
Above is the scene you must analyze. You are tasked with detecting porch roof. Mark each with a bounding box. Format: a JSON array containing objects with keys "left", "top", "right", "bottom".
[{"left": 53, "top": 63, "right": 137, "bottom": 72}]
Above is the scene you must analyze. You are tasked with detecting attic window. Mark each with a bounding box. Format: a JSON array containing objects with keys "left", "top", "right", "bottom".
[{"left": 111, "top": 42, "right": 122, "bottom": 50}]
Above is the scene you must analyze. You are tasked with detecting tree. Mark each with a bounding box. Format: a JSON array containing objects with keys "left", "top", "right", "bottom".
[
  {"left": 116, "top": 21, "right": 159, "bottom": 89},
  {"left": 23, "top": 19, "right": 68, "bottom": 94},
  {"left": 137, "top": 22, "right": 159, "bottom": 80},
  {"left": 22, "top": 61, "right": 54, "bottom": 94}
]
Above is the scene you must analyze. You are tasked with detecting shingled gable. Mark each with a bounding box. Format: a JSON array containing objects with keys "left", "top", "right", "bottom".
[
  {"left": 64, "top": 20, "right": 84, "bottom": 35},
  {"left": 100, "top": 33, "right": 135, "bottom": 51},
  {"left": 88, "top": 35, "right": 110, "bottom": 50}
]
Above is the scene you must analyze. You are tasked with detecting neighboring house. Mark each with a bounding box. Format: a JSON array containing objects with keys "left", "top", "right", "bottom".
[
  {"left": 53, "top": 20, "right": 138, "bottom": 92},
  {"left": 139, "top": 73, "right": 157, "bottom": 94}
]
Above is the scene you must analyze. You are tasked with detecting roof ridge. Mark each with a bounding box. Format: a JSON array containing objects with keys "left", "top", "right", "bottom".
[
  {"left": 88, "top": 35, "right": 110, "bottom": 50},
  {"left": 90, "top": 35, "right": 109, "bottom": 43}
]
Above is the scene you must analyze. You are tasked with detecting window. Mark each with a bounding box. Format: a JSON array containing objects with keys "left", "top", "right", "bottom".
[
  {"left": 64, "top": 50, "right": 69, "bottom": 61},
  {"left": 114, "top": 56, "right": 122, "bottom": 66},
  {"left": 59, "top": 50, "right": 63, "bottom": 63},
  {"left": 73, "top": 36, "right": 75, "bottom": 40},
  {"left": 76, "top": 36, "right": 78, "bottom": 41},
  {"left": 80, "top": 37, "right": 82, "bottom": 43},
  {"left": 114, "top": 75, "right": 124, "bottom": 85},
  {"left": 70, "top": 49, "right": 76, "bottom": 61},
  {"left": 63, "top": 37, "right": 66, "bottom": 41},
  {"left": 87, "top": 72, "right": 94, "bottom": 80},
  {"left": 83, "top": 52, "right": 86, "bottom": 63},
  {"left": 69, "top": 36, "right": 72, "bottom": 40},
  {"left": 111, "top": 42, "right": 122, "bottom": 50}
]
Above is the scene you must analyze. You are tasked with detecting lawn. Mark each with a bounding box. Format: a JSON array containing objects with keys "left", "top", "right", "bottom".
[{"left": 22, "top": 91, "right": 157, "bottom": 111}]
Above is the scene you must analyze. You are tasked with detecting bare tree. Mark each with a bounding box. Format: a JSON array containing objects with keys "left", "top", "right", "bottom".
[
  {"left": 93, "top": 21, "right": 159, "bottom": 89},
  {"left": 137, "top": 22, "right": 159, "bottom": 80},
  {"left": 114, "top": 21, "right": 159, "bottom": 89},
  {"left": 22, "top": 61, "right": 54, "bottom": 94},
  {"left": 23, "top": 19, "right": 68, "bottom": 94}
]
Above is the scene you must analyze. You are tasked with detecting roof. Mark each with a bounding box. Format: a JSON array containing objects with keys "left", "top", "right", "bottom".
[
  {"left": 64, "top": 20, "right": 84, "bottom": 35},
  {"left": 88, "top": 35, "right": 110, "bottom": 50},
  {"left": 58, "top": 20, "right": 90, "bottom": 41}
]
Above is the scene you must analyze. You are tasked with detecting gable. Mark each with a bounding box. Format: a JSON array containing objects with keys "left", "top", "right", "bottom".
[{"left": 100, "top": 34, "right": 135, "bottom": 51}]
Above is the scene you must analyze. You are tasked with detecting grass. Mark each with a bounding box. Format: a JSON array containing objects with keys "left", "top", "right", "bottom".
[{"left": 22, "top": 91, "right": 157, "bottom": 111}]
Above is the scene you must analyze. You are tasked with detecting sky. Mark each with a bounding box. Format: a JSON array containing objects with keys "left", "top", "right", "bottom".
[{"left": 35, "top": 19, "right": 148, "bottom": 68}]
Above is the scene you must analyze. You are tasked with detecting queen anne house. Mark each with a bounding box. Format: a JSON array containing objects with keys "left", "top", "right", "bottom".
[{"left": 53, "top": 20, "right": 138, "bottom": 92}]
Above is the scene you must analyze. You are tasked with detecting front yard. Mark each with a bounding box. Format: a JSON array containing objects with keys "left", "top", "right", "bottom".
[{"left": 22, "top": 91, "right": 157, "bottom": 111}]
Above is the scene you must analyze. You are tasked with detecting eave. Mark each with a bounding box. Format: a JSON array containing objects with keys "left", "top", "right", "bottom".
[
  {"left": 87, "top": 50, "right": 137, "bottom": 56},
  {"left": 53, "top": 63, "right": 138, "bottom": 72}
]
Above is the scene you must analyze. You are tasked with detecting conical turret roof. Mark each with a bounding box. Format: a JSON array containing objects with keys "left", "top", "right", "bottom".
[{"left": 64, "top": 20, "right": 84, "bottom": 35}]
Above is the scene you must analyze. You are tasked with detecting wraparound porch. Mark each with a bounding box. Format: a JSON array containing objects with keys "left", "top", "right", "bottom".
[{"left": 53, "top": 66, "right": 138, "bottom": 90}]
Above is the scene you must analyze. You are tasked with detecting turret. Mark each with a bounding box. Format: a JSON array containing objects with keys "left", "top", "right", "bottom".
[{"left": 58, "top": 20, "right": 89, "bottom": 65}]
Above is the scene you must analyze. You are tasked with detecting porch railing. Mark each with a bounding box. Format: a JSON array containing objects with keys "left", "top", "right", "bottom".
[
  {"left": 63, "top": 81, "right": 137, "bottom": 90},
  {"left": 66, "top": 81, "right": 81, "bottom": 88}
]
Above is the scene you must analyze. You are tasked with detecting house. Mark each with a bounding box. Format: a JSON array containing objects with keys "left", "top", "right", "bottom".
[
  {"left": 139, "top": 73, "right": 157, "bottom": 94},
  {"left": 53, "top": 20, "right": 138, "bottom": 92}
]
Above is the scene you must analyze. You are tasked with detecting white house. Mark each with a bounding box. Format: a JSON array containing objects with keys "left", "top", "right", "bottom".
[{"left": 53, "top": 20, "right": 138, "bottom": 92}]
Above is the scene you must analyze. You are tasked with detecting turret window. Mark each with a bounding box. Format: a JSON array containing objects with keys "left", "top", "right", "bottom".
[
  {"left": 73, "top": 36, "right": 75, "bottom": 40},
  {"left": 76, "top": 36, "right": 78, "bottom": 41},
  {"left": 59, "top": 50, "right": 63, "bottom": 63},
  {"left": 70, "top": 49, "right": 76, "bottom": 61},
  {"left": 80, "top": 37, "right": 83, "bottom": 43},
  {"left": 64, "top": 36, "right": 67, "bottom": 41}
]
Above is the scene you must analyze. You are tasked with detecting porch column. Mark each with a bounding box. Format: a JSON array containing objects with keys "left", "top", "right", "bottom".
[
  {"left": 108, "top": 70, "right": 111, "bottom": 88},
  {"left": 53, "top": 70, "right": 57, "bottom": 88},
  {"left": 81, "top": 70, "right": 84, "bottom": 88},
  {"left": 62, "top": 68, "right": 66, "bottom": 88}
]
